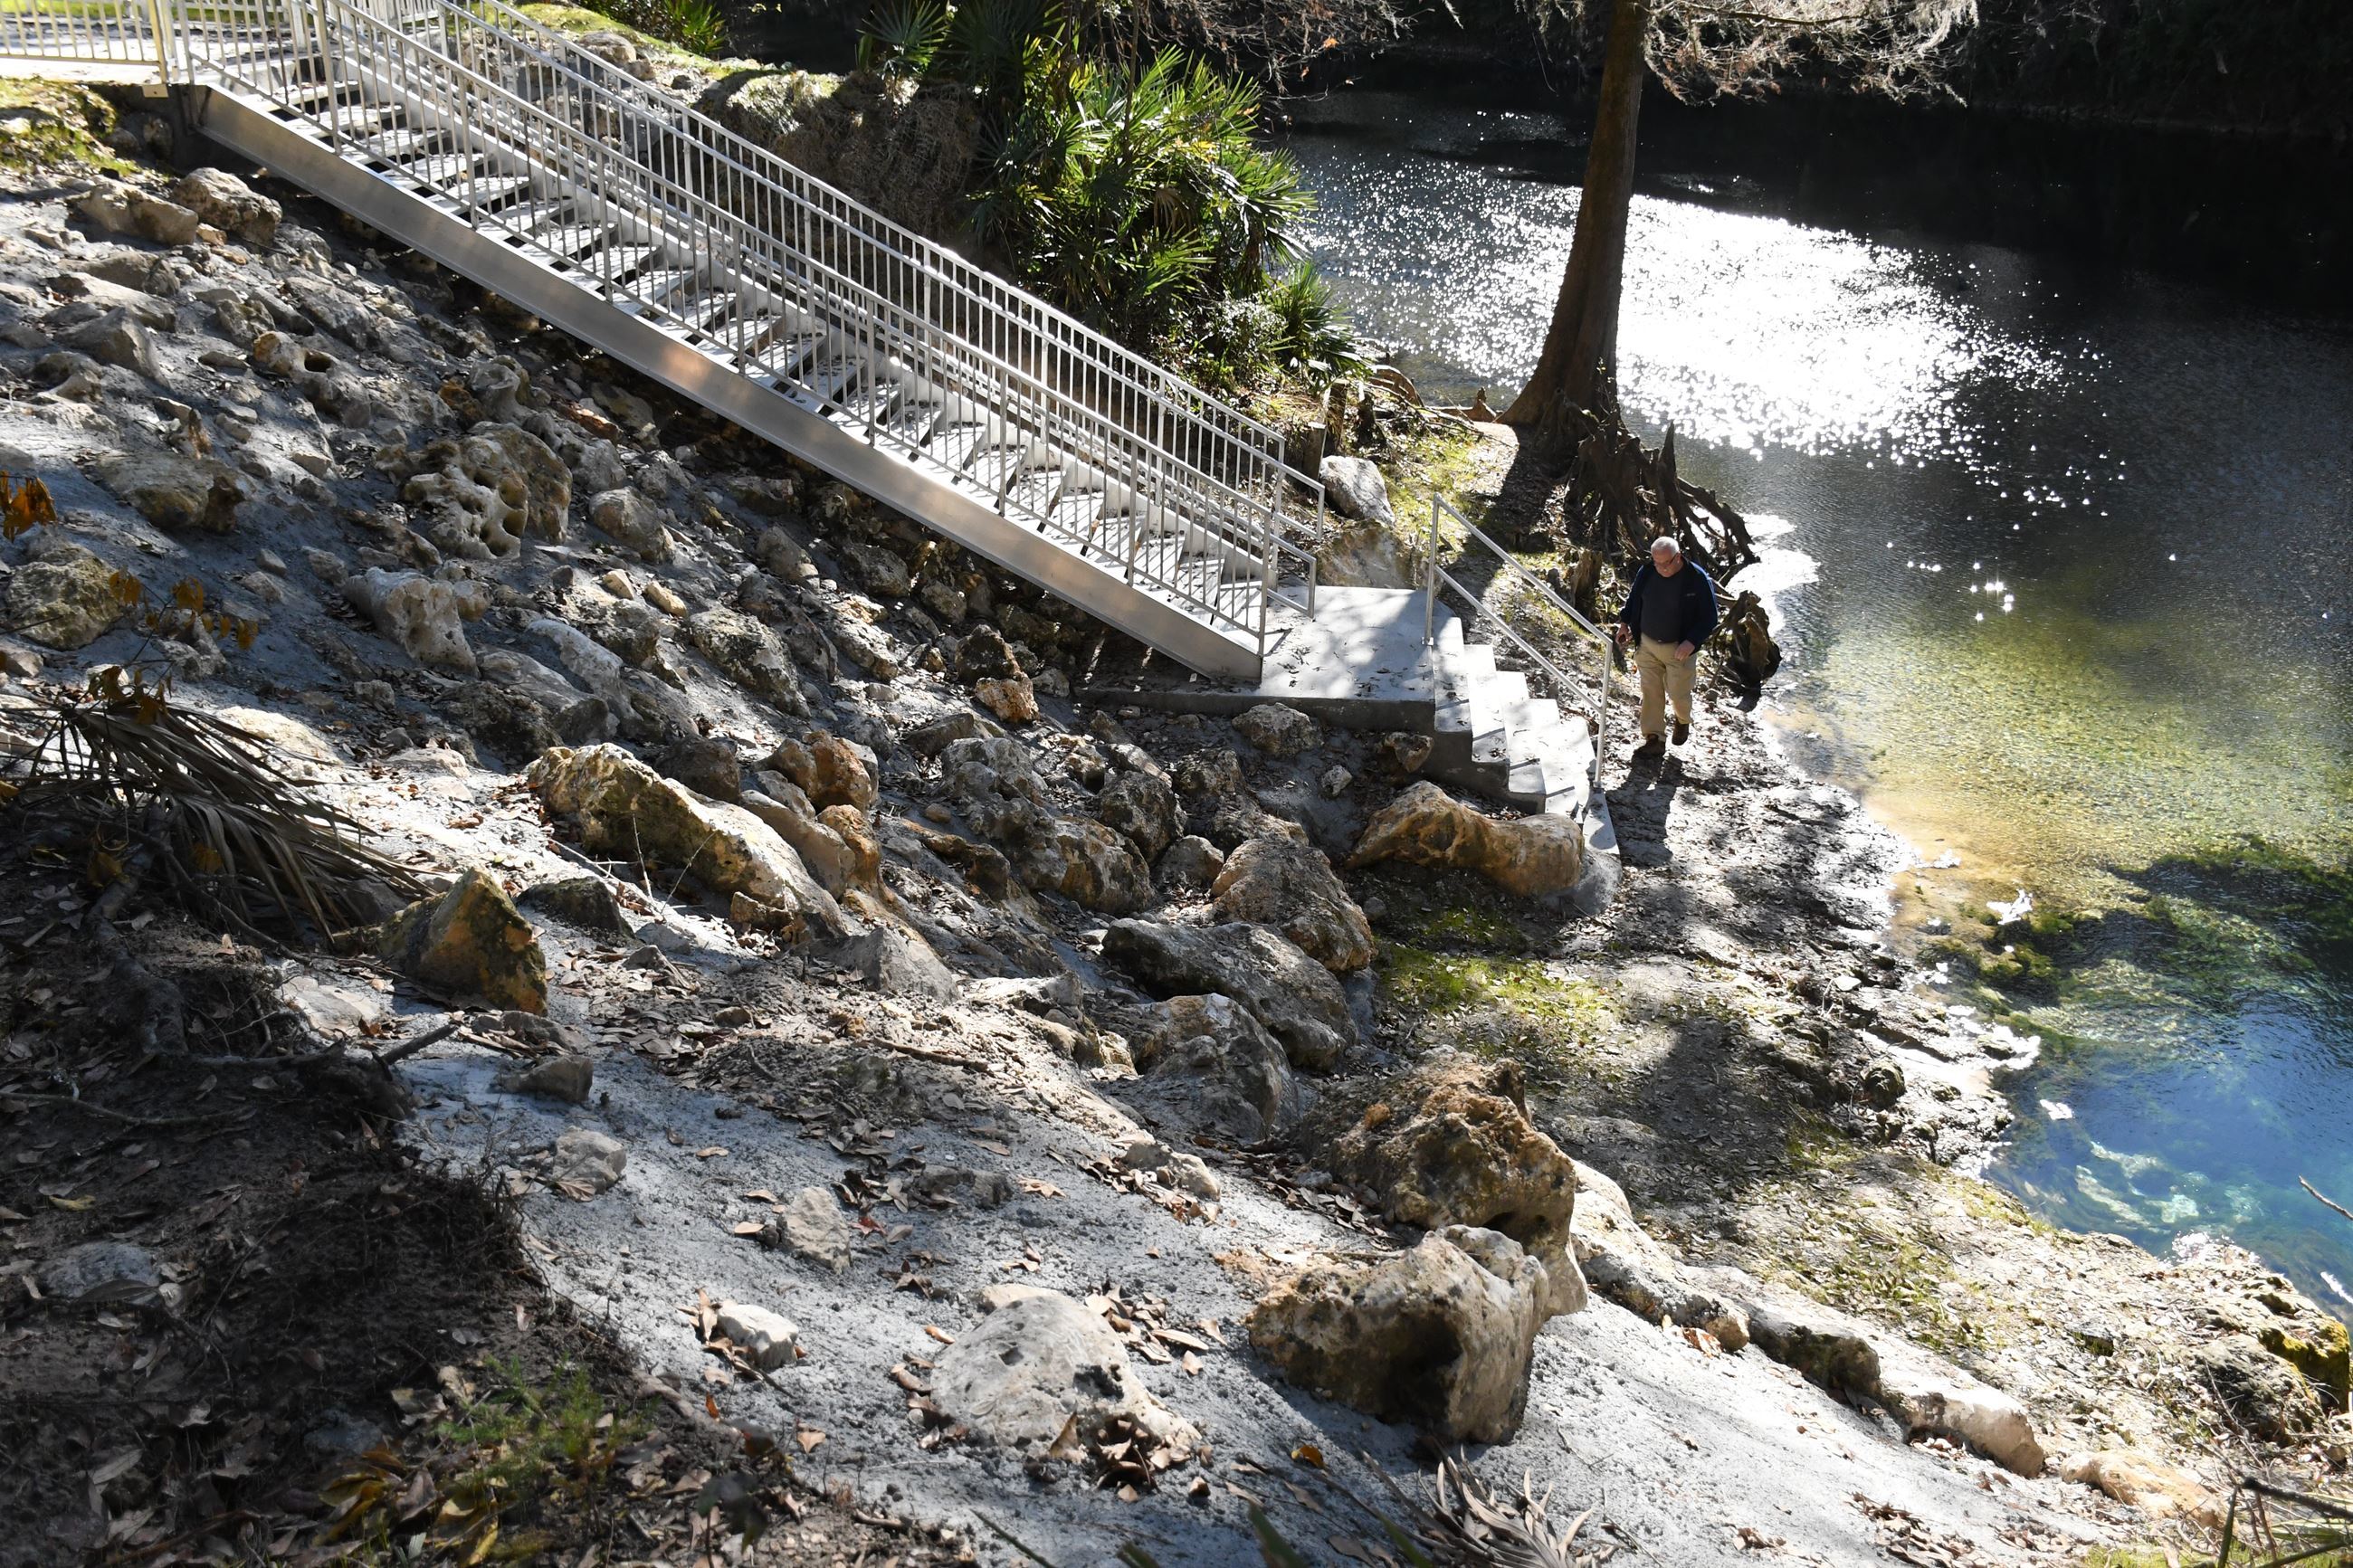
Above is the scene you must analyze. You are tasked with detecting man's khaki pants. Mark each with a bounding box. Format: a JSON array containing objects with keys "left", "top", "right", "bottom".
[{"left": 1635, "top": 635, "right": 1695, "bottom": 739}]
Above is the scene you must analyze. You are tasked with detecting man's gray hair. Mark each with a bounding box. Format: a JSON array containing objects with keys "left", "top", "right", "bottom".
[{"left": 1650, "top": 536, "right": 1682, "bottom": 557}]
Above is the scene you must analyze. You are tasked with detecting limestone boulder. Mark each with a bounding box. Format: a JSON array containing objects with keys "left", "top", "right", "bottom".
[
  {"left": 975, "top": 673, "right": 1037, "bottom": 725},
  {"left": 1210, "top": 834, "right": 1374, "bottom": 973},
  {"left": 96, "top": 451, "right": 243, "bottom": 535},
  {"left": 1113, "top": 993, "right": 1302, "bottom": 1143},
  {"left": 1233, "top": 702, "right": 1320, "bottom": 757},
  {"left": 2196, "top": 1333, "right": 2324, "bottom": 1441},
  {"left": 1348, "top": 781, "right": 1583, "bottom": 898},
  {"left": 716, "top": 1302, "right": 800, "bottom": 1370},
  {"left": 776, "top": 1185, "right": 852, "bottom": 1274},
  {"left": 1248, "top": 1227, "right": 1549, "bottom": 1443},
  {"left": 2058, "top": 1450, "right": 2224, "bottom": 1530},
  {"left": 1329, "top": 1057, "right": 1582, "bottom": 1316},
  {"left": 550, "top": 1127, "right": 627, "bottom": 1195},
  {"left": 1095, "top": 767, "right": 1183, "bottom": 863},
  {"left": 688, "top": 607, "right": 809, "bottom": 716},
  {"left": 250, "top": 331, "right": 375, "bottom": 425},
  {"left": 1570, "top": 1160, "right": 1743, "bottom": 1348},
  {"left": 742, "top": 777, "right": 854, "bottom": 895},
  {"left": 588, "top": 487, "right": 672, "bottom": 560},
  {"left": 402, "top": 423, "right": 569, "bottom": 559},
  {"left": 652, "top": 734, "right": 742, "bottom": 802},
  {"left": 167, "top": 167, "right": 281, "bottom": 245},
  {"left": 1319, "top": 454, "right": 1396, "bottom": 529},
  {"left": 1101, "top": 919, "right": 1352, "bottom": 1070},
  {"left": 832, "top": 922, "right": 957, "bottom": 1001},
  {"left": 842, "top": 538, "right": 910, "bottom": 597},
  {"left": 1875, "top": 1350, "right": 2046, "bottom": 1477},
  {"left": 1156, "top": 834, "right": 1224, "bottom": 891},
  {"left": 41, "top": 1240, "right": 162, "bottom": 1306},
  {"left": 1015, "top": 815, "right": 1152, "bottom": 914},
  {"left": 528, "top": 744, "right": 844, "bottom": 939},
  {"left": 61, "top": 307, "right": 157, "bottom": 375},
  {"left": 518, "top": 876, "right": 632, "bottom": 937},
  {"left": 5, "top": 538, "right": 125, "bottom": 650},
  {"left": 346, "top": 569, "right": 481, "bottom": 673},
  {"left": 933, "top": 1285, "right": 1198, "bottom": 1453},
  {"left": 74, "top": 179, "right": 201, "bottom": 245},
  {"left": 799, "top": 733, "right": 880, "bottom": 814},
  {"left": 376, "top": 868, "right": 548, "bottom": 1013}
]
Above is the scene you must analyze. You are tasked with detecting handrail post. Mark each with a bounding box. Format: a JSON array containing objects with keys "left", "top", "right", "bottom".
[{"left": 1423, "top": 492, "right": 1439, "bottom": 647}]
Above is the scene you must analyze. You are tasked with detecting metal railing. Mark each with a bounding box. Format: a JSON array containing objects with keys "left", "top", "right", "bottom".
[
  {"left": 1421, "top": 492, "right": 1613, "bottom": 800},
  {"left": 0, "top": 0, "right": 167, "bottom": 67},
  {"left": 3, "top": 0, "right": 1319, "bottom": 655}
]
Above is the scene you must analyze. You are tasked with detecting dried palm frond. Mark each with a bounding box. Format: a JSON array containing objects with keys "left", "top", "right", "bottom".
[
  {"left": 1427, "top": 1457, "right": 1589, "bottom": 1568},
  {"left": 10, "top": 695, "right": 426, "bottom": 939}
]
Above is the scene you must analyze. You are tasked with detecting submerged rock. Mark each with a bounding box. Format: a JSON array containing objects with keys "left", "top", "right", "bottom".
[
  {"left": 1348, "top": 781, "right": 1583, "bottom": 898},
  {"left": 1248, "top": 1227, "right": 1549, "bottom": 1443}
]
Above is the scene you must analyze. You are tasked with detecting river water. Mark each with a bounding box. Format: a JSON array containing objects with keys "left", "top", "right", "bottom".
[{"left": 1279, "top": 90, "right": 2353, "bottom": 1299}]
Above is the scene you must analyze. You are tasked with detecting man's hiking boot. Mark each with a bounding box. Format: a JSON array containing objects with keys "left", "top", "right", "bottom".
[
  {"left": 1672, "top": 720, "right": 1691, "bottom": 746},
  {"left": 1633, "top": 735, "right": 1666, "bottom": 760}
]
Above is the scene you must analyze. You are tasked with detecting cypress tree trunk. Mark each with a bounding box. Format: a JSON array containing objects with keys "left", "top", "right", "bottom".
[{"left": 1502, "top": 0, "right": 1650, "bottom": 450}]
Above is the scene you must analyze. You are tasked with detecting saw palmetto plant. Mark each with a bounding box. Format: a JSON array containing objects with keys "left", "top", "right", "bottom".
[{"left": 8, "top": 692, "right": 425, "bottom": 942}]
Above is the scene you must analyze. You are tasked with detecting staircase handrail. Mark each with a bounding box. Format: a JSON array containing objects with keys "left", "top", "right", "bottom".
[
  {"left": 153, "top": 0, "right": 1307, "bottom": 641},
  {"left": 1422, "top": 491, "right": 1612, "bottom": 795}
]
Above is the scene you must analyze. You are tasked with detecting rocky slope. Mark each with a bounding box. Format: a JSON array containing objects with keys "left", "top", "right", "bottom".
[{"left": 1, "top": 109, "right": 2345, "bottom": 1567}]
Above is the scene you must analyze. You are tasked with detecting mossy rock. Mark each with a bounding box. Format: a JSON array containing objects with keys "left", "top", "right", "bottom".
[
  {"left": 378, "top": 868, "right": 548, "bottom": 1013},
  {"left": 2261, "top": 1314, "right": 2352, "bottom": 1409}
]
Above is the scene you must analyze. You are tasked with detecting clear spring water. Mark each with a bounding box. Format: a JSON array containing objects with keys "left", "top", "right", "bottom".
[{"left": 1281, "top": 90, "right": 2353, "bottom": 1299}]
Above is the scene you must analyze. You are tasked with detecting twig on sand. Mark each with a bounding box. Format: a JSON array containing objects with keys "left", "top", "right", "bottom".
[
  {"left": 2301, "top": 1176, "right": 2353, "bottom": 1226},
  {"left": 376, "top": 1018, "right": 462, "bottom": 1066}
]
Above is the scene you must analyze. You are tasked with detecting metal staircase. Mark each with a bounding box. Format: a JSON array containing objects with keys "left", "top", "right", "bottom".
[
  {"left": 10, "top": 0, "right": 1319, "bottom": 679},
  {"left": 6, "top": 0, "right": 1622, "bottom": 896}
]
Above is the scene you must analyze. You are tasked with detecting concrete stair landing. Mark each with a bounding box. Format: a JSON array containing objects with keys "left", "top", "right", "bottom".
[{"left": 1104, "top": 586, "right": 1623, "bottom": 912}]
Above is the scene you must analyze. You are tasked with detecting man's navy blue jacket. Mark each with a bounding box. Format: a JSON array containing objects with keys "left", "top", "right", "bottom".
[{"left": 1615, "top": 558, "right": 1720, "bottom": 649}]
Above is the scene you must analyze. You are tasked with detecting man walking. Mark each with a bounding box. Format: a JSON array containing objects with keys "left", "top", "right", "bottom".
[{"left": 1612, "top": 536, "right": 1719, "bottom": 759}]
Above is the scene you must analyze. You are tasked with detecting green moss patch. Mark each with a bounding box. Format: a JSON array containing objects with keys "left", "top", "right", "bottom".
[{"left": 0, "top": 80, "right": 138, "bottom": 177}]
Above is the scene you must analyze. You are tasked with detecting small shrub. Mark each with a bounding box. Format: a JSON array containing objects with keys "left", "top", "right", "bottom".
[{"left": 587, "top": 0, "right": 728, "bottom": 55}]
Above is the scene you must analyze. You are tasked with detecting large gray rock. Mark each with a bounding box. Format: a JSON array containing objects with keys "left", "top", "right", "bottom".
[
  {"left": 1094, "top": 766, "right": 1183, "bottom": 862},
  {"left": 1102, "top": 919, "right": 1352, "bottom": 1070},
  {"left": 528, "top": 744, "right": 844, "bottom": 938},
  {"left": 1114, "top": 993, "right": 1303, "bottom": 1143},
  {"left": 550, "top": 1127, "right": 627, "bottom": 1195},
  {"left": 61, "top": 307, "right": 156, "bottom": 375},
  {"left": 1319, "top": 454, "right": 1396, "bottom": 529},
  {"left": 167, "top": 167, "right": 281, "bottom": 245},
  {"left": 5, "top": 538, "right": 125, "bottom": 650},
  {"left": 688, "top": 607, "right": 810, "bottom": 717},
  {"left": 2196, "top": 1333, "right": 2325, "bottom": 1442},
  {"left": 96, "top": 451, "right": 244, "bottom": 535},
  {"left": 346, "top": 568, "right": 481, "bottom": 672},
  {"left": 941, "top": 736, "right": 1150, "bottom": 913},
  {"left": 588, "top": 487, "right": 672, "bottom": 560},
  {"left": 933, "top": 1285, "right": 1197, "bottom": 1452},
  {"left": 832, "top": 924, "right": 957, "bottom": 1001},
  {"left": 1248, "top": 1227, "right": 1548, "bottom": 1443},
  {"left": 40, "top": 1240, "right": 161, "bottom": 1305},
  {"left": 74, "top": 179, "right": 200, "bottom": 245},
  {"left": 1233, "top": 702, "right": 1321, "bottom": 757},
  {"left": 777, "top": 1185, "right": 852, "bottom": 1274},
  {"left": 1329, "top": 1056, "right": 1583, "bottom": 1317},
  {"left": 1209, "top": 833, "right": 1374, "bottom": 973}
]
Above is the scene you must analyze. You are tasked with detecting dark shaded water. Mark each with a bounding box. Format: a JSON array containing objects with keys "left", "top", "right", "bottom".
[{"left": 1280, "top": 91, "right": 2353, "bottom": 1299}]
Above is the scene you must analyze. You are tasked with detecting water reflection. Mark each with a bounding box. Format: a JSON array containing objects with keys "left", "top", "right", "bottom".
[{"left": 1282, "top": 90, "right": 2353, "bottom": 1299}]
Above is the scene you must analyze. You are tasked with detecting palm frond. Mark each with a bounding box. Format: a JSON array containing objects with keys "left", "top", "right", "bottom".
[{"left": 13, "top": 697, "right": 427, "bottom": 941}]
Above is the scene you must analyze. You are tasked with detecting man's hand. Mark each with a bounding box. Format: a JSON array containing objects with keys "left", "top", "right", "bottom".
[
  {"left": 1675, "top": 640, "right": 1696, "bottom": 661},
  {"left": 1614, "top": 624, "right": 1632, "bottom": 649}
]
